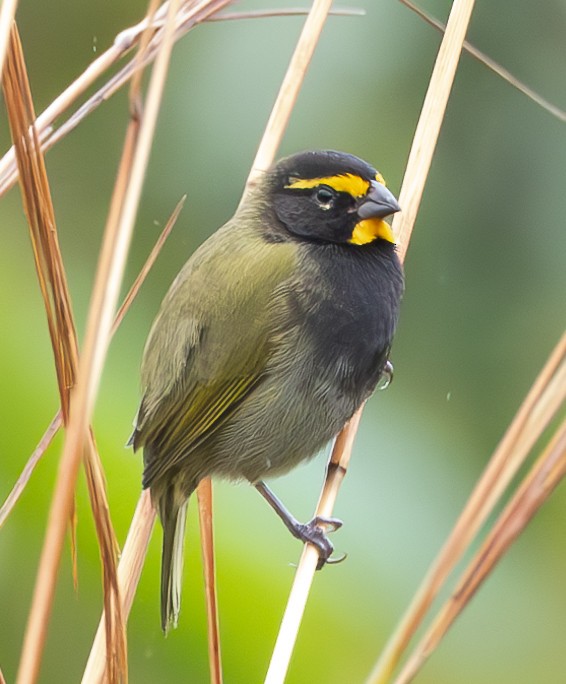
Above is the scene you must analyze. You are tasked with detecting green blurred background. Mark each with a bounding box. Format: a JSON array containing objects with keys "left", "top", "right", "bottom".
[{"left": 1, "top": 1, "right": 565, "bottom": 682}]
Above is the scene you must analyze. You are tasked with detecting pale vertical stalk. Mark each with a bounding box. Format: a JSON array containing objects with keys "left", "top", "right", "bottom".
[
  {"left": 265, "top": 410, "right": 363, "bottom": 684},
  {"left": 393, "top": 0, "right": 477, "bottom": 261},
  {"left": 244, "top": 5, "right": 337, "bottom": 680},
  {"left": 398, "top": 0, "right": 566, "bottom": 122},
  {"left": 0, "top": 0, "right": 18, "bottom": 79},
  {"left": 242, "top": 0, "right": 334, "bottom": 196},
  {"left": 197, "top": 479, "right": 223, "bottom": 684},
  {"left": 82, "top": 491, "right": 156, "bottom": 684},
  {"left": 16, "top": 1, "right": 181, "bottom": 682},
  {"left": 267, "top": 1, "right": 476, "bottom": 682}
]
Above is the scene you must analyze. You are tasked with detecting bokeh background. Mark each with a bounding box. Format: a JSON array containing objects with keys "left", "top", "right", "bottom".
[{"left": 1, "top": 1, "right": 565, "bottom": 682}]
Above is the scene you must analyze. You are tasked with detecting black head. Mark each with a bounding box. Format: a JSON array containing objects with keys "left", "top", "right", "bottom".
[{"left": 266, "top": 150, "right": 400, "bottom": 246}]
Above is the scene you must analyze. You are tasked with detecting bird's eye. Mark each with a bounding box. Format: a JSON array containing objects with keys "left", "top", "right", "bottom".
[{"left": 314, "top": 186, "right": 336, "bottom": 208}]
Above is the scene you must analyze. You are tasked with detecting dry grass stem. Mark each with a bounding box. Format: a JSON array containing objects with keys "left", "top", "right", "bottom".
[
  {"left": 82, "top": 2, "right": 244, "bottom": 680},
  {"left": 0, "top": 0, "right": 18, "bottom": 79},
  {"left": 2, "top": 24, "right": 124, "bottom": 684},
  {"left": 242, "top": 0, "right": 334, "bottom": 197},
  {"left": 369, "top": 331, "right": 566, "bottom": 684},
  {"left": 82, "top": 433, "right": 126, "bottom": 683},
  {"left": 0, "top": 197, "right": 183, "bottom": 535},
  {"left": 82, "top": 491, "right": 156, "bottom": 684},
  {"left": 113, "top": 194, "right": 186, "bottom": 333},
  {"left": 197, "top": 479, "right": 223, "bottom": 684},
  {"left": 265, "top": 0, "right": 476, "bottom": 680},
  {"left": 15, "top": 0, "right": 184, "bottom": 677},
  {"left": 265, "top": 408, "right": 364, "bottom": 684},
  {"left": 0, "top": 0, "right": 231, "bottom": 197},
  {"left": 393, "top": 0, "right": 477, "bottom": 260},
  {"left": 210, "top": 8, "right": 365, "bottom": 22},
  {"left": 3, "top": 26, "right": 77, "bottom": 416},
  {"left": 395, "top": 417, "right": 566, "bottom": 684},
  {"left": 0, "top": 412, "right": 62, "bottom": 528},
  {"left": 72, "top": 1, "right": 181, "bottom": 678},
  {"left": 398, "top": 0, "right": 566, "bottom": 123},
  {"left": 1, "top": 192, "right": 183, "bottom": 676}
]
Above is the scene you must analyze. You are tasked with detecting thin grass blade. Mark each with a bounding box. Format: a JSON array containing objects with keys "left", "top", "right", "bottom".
[
  {"left": 395, "top": 418, "right": 566, "bottom": 684},
  {"left": 2, "top": 24, "right": 125, "bottom": 684},
  {"left": 197, "top": 479, "right": 223, "bottom": 684},
  {"left": 368, "top": 332, "right": 566, "bottom": 684},
  {"left": 398, "top": 0, "right": 566, "bottom": 123}
]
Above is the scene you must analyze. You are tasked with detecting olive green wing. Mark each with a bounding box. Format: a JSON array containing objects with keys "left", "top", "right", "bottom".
[
  {"left": 132, "top": 223, "right": 296, "bottom": 487},
  {"left": 137, "top": 365, "right": 265, "bottom": 488}
]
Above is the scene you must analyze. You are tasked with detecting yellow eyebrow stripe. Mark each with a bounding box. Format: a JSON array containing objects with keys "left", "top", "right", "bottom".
[{"left": 285, "top": 173, "right": 371, "bottom": 198}]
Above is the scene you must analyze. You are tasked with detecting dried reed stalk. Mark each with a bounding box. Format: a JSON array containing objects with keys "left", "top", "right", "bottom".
[
  {"left": 241, "top": 0, "right": 339, "bottom": 677},
  {"left": 15, "top": 0, "right": 181, "bottom": 679},
  {"left": 82, "top": 490, "right": 156, "bottom": 683},
  {"left": 83, "top": 1, "right": 338, "bottom": 679},
  {"left": 0, "top": 0, "right": 232, "bottom": 197},
  {"left": 0, "top": 412, "right": 62, "bottom": 528},
  {"left": 0, "top": 197, "right": 183, "bottom": 531},
  {"left": 398, "top": 0, "right": 566, "bottom": 123},
  {"left": 197, "top": 479, "right": 223, "bottom": 684},
  {"left": 265, "top": 409, "right": 364, "bottom": 684},
  {"left": 265, "top": 1, "right": 476, "bottom": 681},
  {"left": 2, "top": 24, "right": 125, "bottom": 684},
  {"left": 82, "top": 4, "right": 239, "bottom": 680},
  {"left": 242, "top": 0, "right": 335, "bottom": 193},
  {"left": 395, "top": 416, "right": 566, "bottom": 684},
  {"left": 210, "top": 7, "right": 364, "bottom": 22},
  {"left": 369, "top": 331, "right": 566, "bottom": 684},
  {"left": 0, "top": 0, "right": 18, "bottom": 79}
]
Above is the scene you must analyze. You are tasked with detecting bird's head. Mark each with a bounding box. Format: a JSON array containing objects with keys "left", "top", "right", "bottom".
[{"left": 264, "top": 150, "right": 400, "bottom": 246}]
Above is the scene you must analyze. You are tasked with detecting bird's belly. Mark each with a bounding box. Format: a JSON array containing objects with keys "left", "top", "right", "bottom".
[{"left": 203, "top": 361, "right": 361, "bottom": 483}]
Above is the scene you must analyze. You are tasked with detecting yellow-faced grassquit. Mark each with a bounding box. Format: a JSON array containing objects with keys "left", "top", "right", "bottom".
[{"left": 130, "top": 150, "right": 404, "bottom": 631}]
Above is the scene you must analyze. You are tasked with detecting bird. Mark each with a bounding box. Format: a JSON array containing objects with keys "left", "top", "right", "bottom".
[{"left": 130, "top": 150, "right": 405, "bottom": 631}]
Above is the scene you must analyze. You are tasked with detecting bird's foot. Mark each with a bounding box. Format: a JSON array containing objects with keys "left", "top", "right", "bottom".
[
  {"left": 291, "top": 516, "right": 346, "bottom": 570},
  {"left": 253, "top": 481, "right": 346, "bottom": 570}
]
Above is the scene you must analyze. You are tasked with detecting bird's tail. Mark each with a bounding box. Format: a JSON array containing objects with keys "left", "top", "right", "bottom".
[{"left": 158, "top": 488, "right": 189, "bottom": 633}]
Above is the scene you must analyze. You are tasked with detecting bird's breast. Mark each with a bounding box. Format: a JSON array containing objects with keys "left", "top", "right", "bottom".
[{"left": 279, "top": 242, "right": 403, "bottom": 397}]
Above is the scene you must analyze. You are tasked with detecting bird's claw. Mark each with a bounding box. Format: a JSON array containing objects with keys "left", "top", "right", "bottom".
[
  {"left": 378, "top": 360, "right": 394, "bottom": 390},
  {"left": 293, "top": 516, "right": 344, "bottom": 570},
  {"left": 326, "top": 551, "right": 348, "bottom": 565}
]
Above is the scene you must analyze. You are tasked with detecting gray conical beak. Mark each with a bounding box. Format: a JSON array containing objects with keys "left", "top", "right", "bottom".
[{"left": 357, "top": 181, "right": 401, "bottom": 219}]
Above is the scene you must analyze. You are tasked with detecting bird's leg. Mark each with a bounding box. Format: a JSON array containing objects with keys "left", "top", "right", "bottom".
[{"left": 254, "top": 480, "right": 344, "bottom": 570}]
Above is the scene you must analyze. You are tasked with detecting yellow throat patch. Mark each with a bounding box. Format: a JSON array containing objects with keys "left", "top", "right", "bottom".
[{"left": 350, "top": 218, "right": 395, "bottom": 245}]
